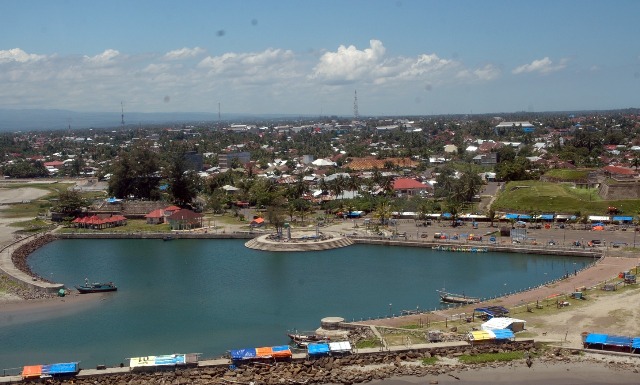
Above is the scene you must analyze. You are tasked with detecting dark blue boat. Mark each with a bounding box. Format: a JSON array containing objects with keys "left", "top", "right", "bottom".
[{"left": 75, "top": 279, "right": 117, "bottom": 294}]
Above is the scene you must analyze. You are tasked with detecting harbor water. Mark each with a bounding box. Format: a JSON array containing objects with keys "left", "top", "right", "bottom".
[{"left": 0, "top": 239, "right": 590, "bottom": 370}]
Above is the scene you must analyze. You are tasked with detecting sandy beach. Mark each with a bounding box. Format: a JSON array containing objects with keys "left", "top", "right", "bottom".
[{"left": 0, "top": 292, "right": 105, "bottom": 328}]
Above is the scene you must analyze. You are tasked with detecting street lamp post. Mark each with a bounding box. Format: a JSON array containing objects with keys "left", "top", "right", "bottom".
[{"left": 389, "top": 303, "right": 392, "bottom": 317}]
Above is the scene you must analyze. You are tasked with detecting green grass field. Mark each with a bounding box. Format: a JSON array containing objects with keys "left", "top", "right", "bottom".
[
  {"left": 492, "top": 180, "right": 640, "bottom": 215},
  {"left": 543, "top": 169, "right": 593, "bottom": 181}
]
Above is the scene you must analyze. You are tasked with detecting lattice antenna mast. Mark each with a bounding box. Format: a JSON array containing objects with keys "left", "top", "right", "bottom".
[
  {"left": 353, "top": 90, "right": 359, "bottom": 120},
  {"left": 120, "top": 101, "right": 125, "bottom": 128}
]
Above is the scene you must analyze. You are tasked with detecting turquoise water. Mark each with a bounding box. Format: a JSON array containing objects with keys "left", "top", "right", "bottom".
[{"left": 0, "top": 239, "right": 590, "bottom": 370}]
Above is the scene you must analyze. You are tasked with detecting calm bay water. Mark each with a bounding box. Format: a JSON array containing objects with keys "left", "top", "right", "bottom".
[{"left": 0, "top": 239, "right": 590, "bottom": 369}]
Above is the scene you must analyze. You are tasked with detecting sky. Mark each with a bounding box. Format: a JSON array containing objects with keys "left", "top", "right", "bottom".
[{"left": 1, "top": 0, "right": 640, "bottom": 117}]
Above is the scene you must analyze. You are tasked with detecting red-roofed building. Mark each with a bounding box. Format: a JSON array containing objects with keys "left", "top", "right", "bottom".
[
  {"left": 166, "top": 209, "right": 203, "bottom": 230},
  {"left": 145, "top": 209, "right": 166, "bottom": 225},
  {"left": 393, "top": 178, "right": 431, "bottom": 197},
  {"left": 72, "top": 214, "right": 127, "bottom": 229},
  {"left": 602, "top": 165, "right": 636, "bottom": 176},
  {"left": 164, "top": 205, "right": 181, "bottom": 217},
  {"left": 44, "top": 161, "right": 64, "bottom": 168}
]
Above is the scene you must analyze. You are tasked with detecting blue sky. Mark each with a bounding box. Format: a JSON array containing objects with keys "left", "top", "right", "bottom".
[{"left": 1, "top": 0, "right": 639, "bottom": 116}]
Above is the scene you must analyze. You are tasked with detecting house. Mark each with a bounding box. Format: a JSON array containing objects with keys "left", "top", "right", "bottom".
[
  {"left": 145, "top": 209, "right": 165, "bottom": 225},
  {"left": 443, "top": 144, "right": 458, "bottom": 154},
  {"left": 393, "top": 178, "right": 431, "bottom": 197},
  {"left": 494, "top": 121, "right": 535, "bottom": 133},
  {"left": 166, "top": 209, "right": 204, "bottom": 230},
  {"left": 250, "top": 217, "right": 265, "bottom": 227},
  {"left": 345, "top": 157, "right": 418, "bottom": 171},
  {"left": 472, "top": 153, "right": 498, "bottom": 166}
]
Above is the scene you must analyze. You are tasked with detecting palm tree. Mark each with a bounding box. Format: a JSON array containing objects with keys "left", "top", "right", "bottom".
[
  {"left": 373, "top": 200, "right": 392, "bottom": 226},
  {"left": 445, "top": 199, "right": 460, "bottom": 227},
  {"left": 329, "top": 177, "right": 343, "bottom": 199},
  {"left": 488, "top": 208, "right": 496, "bottom": 228},
  {"left": 380, "top": 176, "right": 395, "bottom": 197}
]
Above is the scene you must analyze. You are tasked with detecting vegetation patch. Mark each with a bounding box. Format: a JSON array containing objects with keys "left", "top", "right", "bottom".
[
  {"left": 421, "top": 356, "right": 438, "bottom": 365},
  {"left": 355, "top": 338, "right": 381, "bottom": 349},
  {"left": 9, "top": 218, "right": 55, "bottom": 233},
  {"left": 492, "top": 180, "right": 640, "bottom": 215},
  {"left": 543, "top": 169, "right": 592, "bottom": 181},
  {"left": 458, "top": 351, "right": 525, "bottom": 364}
]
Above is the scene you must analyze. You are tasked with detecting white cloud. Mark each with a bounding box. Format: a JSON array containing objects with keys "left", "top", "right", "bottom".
[
  {"left": 163, "top": 47, "right": 205, "bottom": 60},
  {"left": 456, "top": 64, "right": 501, "bottom": 81},
  {"left": 0, "top": 41, "right": 503, "bottom": 114},
  {"left": 512, "top": 57, "right": 568, "bottom": 75},
  {"left": 311, "top": 40, "right": 478, "bottom": 86},
  {"left": 83, "top": 49, "right": 120, "bottom": 65},
  {"left": 312, "top": 39, "right": 386, "bottom": 83},
  {"left": 0, "top": 48, "right": 45, "bottom": 63},
  {"left": 197, "top": 48, "right": 297, "bottom": 83}
]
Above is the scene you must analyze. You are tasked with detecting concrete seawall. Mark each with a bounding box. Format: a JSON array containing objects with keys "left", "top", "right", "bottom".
[
  {"left": 0, "top": 233, "right": 64, "bottom": 294},
  {"left": 351, "top": 237, "right": 603, "bottom": 258},
  {"left": 56, "top": 232, "right": 256, "bottom": 240}
]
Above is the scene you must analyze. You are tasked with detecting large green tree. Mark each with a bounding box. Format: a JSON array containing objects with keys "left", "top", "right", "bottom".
[
  {"left": 165, "top": 147, "right": 200, "bottom": 207},
  {"left": 107, "top": 146, "right": 161, "bottom": 199},
  {"left": 54, "top": 190, "right": 87, "bottom": 214}
]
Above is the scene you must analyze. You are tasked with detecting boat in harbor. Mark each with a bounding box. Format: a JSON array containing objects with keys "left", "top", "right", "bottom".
[
  {"left": 432, "top": 245, "right": 488, "bottom": 252},
  {"left": 437, "top": 289, "right": 479, "bottom": 304},
  {"left": 75, "top": 280, "right": 117, "bottom": 294},
  {"left": 287, "top": 332, "right": 329, "bottom": 348}
]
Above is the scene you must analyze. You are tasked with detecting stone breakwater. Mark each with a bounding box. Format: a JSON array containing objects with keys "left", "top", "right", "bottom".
[
  {"left": 11, "top": 234, "right": 56, "bottom": 282},
  {"left": 3, "top": 234, "right": 57, "bottom": 299},
  {"left": 39, "top": 343, "right": 640, "bottom": 385},
  {"left": 68, "top": 343, "right": 540, "bottom": 385}
]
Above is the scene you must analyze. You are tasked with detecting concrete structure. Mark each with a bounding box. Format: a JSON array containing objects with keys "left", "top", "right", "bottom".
[
  {"left": 245, "top": 231, "right": 353, "bottom": 251},
  {"left": 218, "top": 151, "right": 250, "bottom": 168},
  {"left": 0, "top": 234, "right": 64, "bottom": 294}
]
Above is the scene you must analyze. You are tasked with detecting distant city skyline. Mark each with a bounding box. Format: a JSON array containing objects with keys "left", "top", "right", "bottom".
[{"left": 1, "top": 0, "right": 639, "bottom": 116}]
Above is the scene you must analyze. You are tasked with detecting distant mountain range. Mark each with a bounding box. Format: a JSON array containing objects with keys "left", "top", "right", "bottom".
[
  {"left": 1, "top": 107, "right": 639, "bottom": 131},
  {"left": 0, "top": 109, "right": 305, "bottom": 131}
]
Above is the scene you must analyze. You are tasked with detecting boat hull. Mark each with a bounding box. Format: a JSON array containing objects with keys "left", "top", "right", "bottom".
[
  {"left": 437, "top": 290, "right": 479, "bottom": 304},
  {"left": 74, "top": 283, "right": 117, "bottom": 294}
]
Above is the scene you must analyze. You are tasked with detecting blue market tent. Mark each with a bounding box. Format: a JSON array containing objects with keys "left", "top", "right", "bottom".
[
  {"left": 154, "top": 355, "right": 186, "bottom": 366},
  {"left": 584, "top": 333, "right": 640, "bottom": 353},
  {"left": 612, "top": 216, "right": 634, "bottom": 222},
  {"left": 605, "top": 335, "right": 633, "bottom": 347},
  {"left": 307, "top": 343, "right": 330, "bottom": 356},
  {"left": 585, "top": 333, "right": 607, "bottom": 345},
  {"left": 474, "top": 306, "right": 509, "bottom": 319},
  {"left": 41, "top": 363, "right": 79, "bottom": 376},
  {"left": 539, "top": 214, "right": 554, "bottom": 221},
  {"left": 491, "top": 329, "right": 515, "bottom": 340},
  {"left": 518, "top": 214, "right": 531, "bottom": 220},
  {"left": 230, "top": 348, "right": 257, "bottom": 361},
  {"left": 442, "top": 213, "right": 452, "bottom": 219},
  {"left": 505, "top": 213, "right": 519, "bottom": 219}
]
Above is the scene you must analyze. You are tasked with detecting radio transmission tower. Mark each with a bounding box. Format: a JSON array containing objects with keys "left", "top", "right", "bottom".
[
  {"left": 120, "top": 101, "right": 125, "bottom": 128},
  {"left": 353, "top": 90, "right": 359, "bottom": 120}
]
